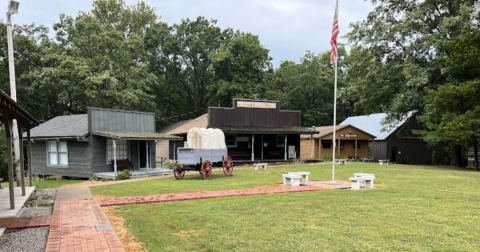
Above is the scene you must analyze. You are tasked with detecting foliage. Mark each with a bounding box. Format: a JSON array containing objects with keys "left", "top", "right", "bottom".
[
  {"left": 117, "top": 169, "right": 132, "bottom": 180},
  {"left": 0, "top": 126, "right": 7, "bottom": 180},
  {"left": 321, "top": 154, "right": 346, "bottom": 161},
  {"left": 112, "top": 163, "right": 480, "bottom": 251},
  {"left": 264, "top": 49, "right": 352, "bottom": 127}
]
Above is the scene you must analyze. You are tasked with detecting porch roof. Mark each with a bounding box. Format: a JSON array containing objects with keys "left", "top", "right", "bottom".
[
  {"left": 92, "top": 131, "right": 182, "bottom": 140},
  {"left": 214, "top": 126, "right": 319, "bottom": 135}
]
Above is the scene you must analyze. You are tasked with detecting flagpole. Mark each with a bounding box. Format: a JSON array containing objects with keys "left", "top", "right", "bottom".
[{"left": 332, "top": 55, "right": 338, "bottom": 182}]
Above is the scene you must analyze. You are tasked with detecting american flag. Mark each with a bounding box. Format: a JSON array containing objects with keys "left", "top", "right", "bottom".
[{"left": 330, "top": 0, "right": 339, "bottom": 65}]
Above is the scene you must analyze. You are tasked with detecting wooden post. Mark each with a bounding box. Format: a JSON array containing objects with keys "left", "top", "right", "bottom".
[
  {"left": 310, "top": 135, "right": 313, "bottom": 159},
  {"left": 113, "top": 139, "right": 117, "bottom": 179},
  {"left": 3, "top": 115, "right": 15, "bottom": 209},
  {"left": 355, "top": 139, "right": 358, "bottom": 161},
  {"left": 16, "top": 121, "right": 25, "bottom": 196},
  {"left": 27, "top": 124, "right": 32, "bottom": 187},
  {"left": 372, "top": 139, "right": 375, "bottom": 160},
  {"left": 284, "top": 135, "right": 287, "bottom": 161},
  {"left": 319, "top": 139, "right": 322, "bottom": 160},
  {"left": 251, "top": 134, "right": 254, "bottom": 162},
  {"left": 146, "top": 141, "right": 149, "bottom": 175},
  {"left": 338, "top": 138, "right": 341, "bottom": 158}
]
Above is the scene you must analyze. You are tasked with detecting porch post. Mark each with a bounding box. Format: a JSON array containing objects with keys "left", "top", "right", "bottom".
[
  {"left": 284, "top": 135, "right": 287, "bottom": 161},
  {"left": 16, "top": 121, "right": 26, "bottom": 196},
  {"left": 338, "top": 138, "right": 341, "bottom": 158},
  {"left": 319, "top": 139, "right": 322, "bottom": 160},
  {"left": 355, "top": 139, "right": 358, "bottom": 160},
  {"left": 372, "top": 139, "right": 375, "bottom": 160},
  {"left": 310, "top": 135, "right": 313, "bottom": 159},
  {"left": 3, "top": 115, "right": 14, "bottom": 209},
  {"left": 146, "top": 141, "right": 149, "bottom": 175},
  {"left": 27, "top": 124, "right": 32, "bottom": 187},
  {"left": 251, "top": 134, "right": 254, "bottom": 162},
  {"left": 173, "top": 141, "right": 176, "bottom": 161},
  {"left": 113, "top": 139, "right": 117, "bottom": 179}
]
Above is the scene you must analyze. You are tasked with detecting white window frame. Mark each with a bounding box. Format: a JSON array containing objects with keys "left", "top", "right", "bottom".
[
  {"left": 106, "top": 139, "right": 129, "bottom": 164},
  {"left": 277, "top": 135, "right": 286, "bottom": 147},
  {"left": 225, "top": 134, "right": 237, "bottom": 148},
  {"left": 46, "top": 140, "right": 69, "bottom": 168}
]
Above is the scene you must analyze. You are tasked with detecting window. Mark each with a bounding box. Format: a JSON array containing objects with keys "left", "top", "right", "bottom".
[
  {"left": 277, "top": 135, "right": 286, "bottom": 147},
  {"left": 340, "top": 142, "right": 344, "bottom": 150},
  {"left": 353, "top": 142, "right": 361, "bottom": 149},
  {"left": 323, "top": 142, "right": 331, "bottom": 149},
  {"left": 107, "top": 139, "right": 128, "bottom": 163},
  {"left": 47, "top": 140, "right": 68, "bottom": 167},
  {"left": 225, "top": 135, "right": 237, "bottom": 148}
]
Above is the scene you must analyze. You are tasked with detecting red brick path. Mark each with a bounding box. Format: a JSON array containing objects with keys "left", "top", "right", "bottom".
[
  {"left": 45, "top": 199, "right": 125, "bottom": 252},
  {"left": 98, "top": 185, "right": 330, "bottom": 207},
  {"left": 0, "top": 215, "right": 52, "bottom": 230}
]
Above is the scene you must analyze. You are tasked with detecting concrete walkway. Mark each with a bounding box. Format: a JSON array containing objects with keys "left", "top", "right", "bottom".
[
  {"left": 56, "top": 186, "right": 93, "bottom": 201},
  {"left": 45, "top": 199, "right": 124, "bottom": 252},
  {"left": 0, "top": 187, "right": 35, "bottom": 218}
]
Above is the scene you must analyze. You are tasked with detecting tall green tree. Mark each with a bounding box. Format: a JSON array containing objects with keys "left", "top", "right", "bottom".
[
  {"left": 346, "top": 0, "right": 478, "bottom": 166},
  {"left": 264, "top": 49, "right": 350, "bottom": 127}
]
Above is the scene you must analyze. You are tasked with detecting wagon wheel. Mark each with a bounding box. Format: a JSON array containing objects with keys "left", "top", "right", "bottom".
[
  {"left": 222, "top": 156, "right": 234, "bottom": 176},
  {"left": 201, "top": 160, "right": 212, "bottom": 180},
  {"left": 173, "top": 161, "right": 185, "bottom": 180}
]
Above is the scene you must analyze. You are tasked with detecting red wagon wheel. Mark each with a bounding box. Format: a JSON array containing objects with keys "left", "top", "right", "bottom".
[
  {"left": 223, "top": 156, "right": 234, "bottom": 176},
  {"left": 201, "top": 160, "right": 212, "bottom": 180},
  {"left": 173, "top": 161, "right": 185, "bottom": 180}
]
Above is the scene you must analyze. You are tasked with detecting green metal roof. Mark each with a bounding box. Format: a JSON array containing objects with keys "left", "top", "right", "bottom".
[{"left": 93, "top": 131, "right": 182, "bottom": 140}]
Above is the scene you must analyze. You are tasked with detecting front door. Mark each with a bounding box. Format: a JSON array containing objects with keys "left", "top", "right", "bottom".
[
  {"left": 254, "top": 135, "right": 263, "bottom": 159},
  {"left": 391, "top": 147, "right": 397, "bottom": 163},
  {"left": 139, "top": 140, "right": 147, "bottom": 168}
]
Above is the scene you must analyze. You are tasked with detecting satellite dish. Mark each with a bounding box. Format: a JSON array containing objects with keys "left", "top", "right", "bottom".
[{"left": 8, "top": 0, "right": 20, "bottom": 14}]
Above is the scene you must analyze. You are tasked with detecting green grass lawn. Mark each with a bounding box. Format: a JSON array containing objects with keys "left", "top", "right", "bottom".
[
  {"left": 1, "top": 179, "right": 86, "bottom": 189},
  {"left": 108, "top": 163, "right": 480, "bottom": 251}
]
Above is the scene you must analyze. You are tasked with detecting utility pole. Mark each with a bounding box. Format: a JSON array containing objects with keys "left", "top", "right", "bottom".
[{"left": 6, "top": 1, "right": 22, "bottom": 187}]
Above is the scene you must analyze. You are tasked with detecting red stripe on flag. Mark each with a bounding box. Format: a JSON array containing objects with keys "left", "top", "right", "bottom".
[{"left": 330, "top": 0, "right": 339, "bottom": 65}]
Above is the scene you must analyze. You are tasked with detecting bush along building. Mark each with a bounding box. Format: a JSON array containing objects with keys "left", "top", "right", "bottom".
[
  {"left": 157, "top": 98, "right": 319, "bottom": 163},
  {"left": 341, "top": 113, "right": 446, "bottom": 164},
  {"left": 26, "top": 107, "right": 180, "bottom": 178}
]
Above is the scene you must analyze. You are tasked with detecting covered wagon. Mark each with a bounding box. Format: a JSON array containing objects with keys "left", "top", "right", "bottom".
[{"left": 173, "top": 127, "right": 234, "bottom": 180}]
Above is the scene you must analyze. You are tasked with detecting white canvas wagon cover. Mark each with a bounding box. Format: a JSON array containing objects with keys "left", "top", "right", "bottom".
[{"left": 187, "top": 127, "right": 227, "bottom": 149}]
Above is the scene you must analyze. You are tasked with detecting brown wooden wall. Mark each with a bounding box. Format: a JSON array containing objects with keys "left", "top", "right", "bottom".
[
  {"left": 300, "top": 139, "right": 370, "bottom": 160},
  {"left": 208, "top": 99, "right": 301, "bottom": 127}
]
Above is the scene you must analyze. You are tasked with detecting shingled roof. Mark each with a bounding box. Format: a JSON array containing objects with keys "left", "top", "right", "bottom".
[
  {"left": 158, "top": 113, "right": 209, "bottom": 135},
  {"left": 300, "top": 125, "right": 350, "bottom": 139},
  {"left": 28, "top": 114, "right": 88, "bottom": 139}
]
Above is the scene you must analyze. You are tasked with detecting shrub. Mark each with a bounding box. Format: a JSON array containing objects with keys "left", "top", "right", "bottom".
[
  {"left": 321, "top": 154, "right": 346, "bottom": 161},
  {"left": 117, "top": 169, "right": 132, "bottom": 180},
  {"left": 166, "top": 163, "right": 173, "bottom": 170}
]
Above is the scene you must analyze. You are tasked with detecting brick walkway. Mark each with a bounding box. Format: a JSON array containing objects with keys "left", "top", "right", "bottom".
[
  {"left": 45, "top": 199, "right": 125, "bottom": 252},
  {"left": 0, "top": 215, "right": 52, "bottom": 230},
  {"left": 98, "top": 185, "right": 332, "bottom": 207}
]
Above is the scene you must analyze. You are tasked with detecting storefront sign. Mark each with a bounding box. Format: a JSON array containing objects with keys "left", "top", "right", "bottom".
[
  {"left": 340, "top": 134, "right": 358, "bottom": 138},
  {"left": 237, "top": 136, "right": 249, "bottom": 142},
  {"left": 237, "top": 101, "right": 277, "bottom": 109}
]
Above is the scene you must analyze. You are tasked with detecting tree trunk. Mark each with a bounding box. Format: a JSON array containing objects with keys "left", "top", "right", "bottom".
[
  {"left": 450, "top": 145, "right": 463, "bottom": 167},
  {"left": 475, "top": 141, "right": 479, "bottom": 171}
]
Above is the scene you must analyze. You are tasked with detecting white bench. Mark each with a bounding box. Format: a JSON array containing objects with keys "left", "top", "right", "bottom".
[
  {"left": 350, "top": 175, "right": 375, "bottom": 190},
  {"left": 254, "top": 163, "right": 268, "bottom": 170},
  {"left": 335, "top": 159, "right": 347, "bottom": 165},
  {"left": 283, "top": 174, "right": 301, "bottom": 186},
  {"left": 378, "top": 160, "right": 390, "bottom": 165},
  {"left": 288, "top": 172, "right": 310, "bottom": 182}
]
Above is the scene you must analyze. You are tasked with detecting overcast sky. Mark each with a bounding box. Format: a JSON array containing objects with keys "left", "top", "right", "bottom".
[{"left": 1, "top": 0, "right": 374, "bottom": 68}]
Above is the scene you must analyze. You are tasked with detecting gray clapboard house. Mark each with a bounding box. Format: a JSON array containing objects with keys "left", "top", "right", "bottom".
[{"left": 26, "top": 107, "right": 180, "bottom": 178}]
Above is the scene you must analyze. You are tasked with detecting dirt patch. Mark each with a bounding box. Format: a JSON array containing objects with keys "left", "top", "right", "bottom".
[
  {"left": 102, "top": 207, "right": 145, "bottom": 252},
  {"left": 94, "top": 194, "right": 116, "bottom": 200},
  {"left": 173, "top": 230, "right": 206, "bottom": 241}
]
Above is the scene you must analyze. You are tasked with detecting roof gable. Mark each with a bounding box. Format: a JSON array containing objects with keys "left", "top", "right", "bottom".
[
  {"left": 340, "top": 113, "right": 407, "bottom": 140},
  {"left": 29, "top": 114, "right": 88, "bottom": 139}
]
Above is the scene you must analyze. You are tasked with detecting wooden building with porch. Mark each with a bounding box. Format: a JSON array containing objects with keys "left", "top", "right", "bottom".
[
  {"left": 300, "top": 125, "right": 376, "bottom": 160},
  {"left": 28, "top": 107, "right": 180, "bottom": 178},
  {"left": 158, "top": 98, "right": 318, "bottom": 163}
]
